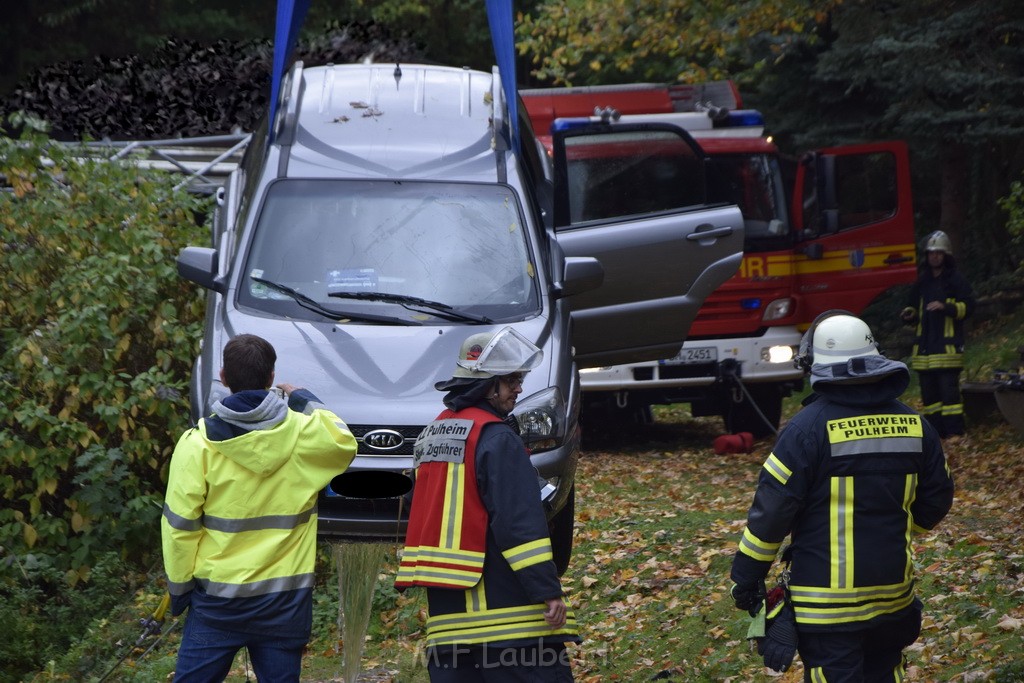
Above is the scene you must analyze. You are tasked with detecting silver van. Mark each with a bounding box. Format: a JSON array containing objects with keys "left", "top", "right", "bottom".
[{"left": 177, "top": 62, "right": 743, "bottom": 572}]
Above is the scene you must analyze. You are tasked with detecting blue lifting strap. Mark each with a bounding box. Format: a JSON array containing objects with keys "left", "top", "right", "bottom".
[{"left": 485, "top": 0, "right": 520, "bottom": 154}]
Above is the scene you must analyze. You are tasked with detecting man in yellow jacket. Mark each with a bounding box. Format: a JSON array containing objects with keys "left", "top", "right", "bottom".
[{"left": 161, "top": 334, "right": 356, "bottom": 682}]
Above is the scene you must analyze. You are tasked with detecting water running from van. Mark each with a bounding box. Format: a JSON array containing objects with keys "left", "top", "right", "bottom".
[{"left": 333, "top": 542, "right": 386, "bottom": 683}]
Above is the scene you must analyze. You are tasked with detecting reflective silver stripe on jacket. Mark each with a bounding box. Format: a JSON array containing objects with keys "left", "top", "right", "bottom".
[
  {"left": 202, "top": 505, "right": 317, "bottom": 533},
  {"left": 163, "top": 504, "right": 202, "bottom": 531},
  {"left": 196, "top": 572, "right": 315, "bottom": 598}
]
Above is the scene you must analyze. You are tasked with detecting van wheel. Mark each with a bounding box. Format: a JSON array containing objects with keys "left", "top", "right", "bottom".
[
  {"left": 549, "top": 486, "right": 575, "bottom": 577},
  {"left": 723, "top": 384, "right": 782, "bottom": 439}
]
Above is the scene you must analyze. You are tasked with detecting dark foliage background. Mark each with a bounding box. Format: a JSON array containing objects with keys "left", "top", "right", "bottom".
[{"left": 0, "top": 23, "right": 423, "bottom": 141}]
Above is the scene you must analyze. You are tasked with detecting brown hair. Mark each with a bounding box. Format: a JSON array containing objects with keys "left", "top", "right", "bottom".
[{"left": 222, "top": 334, "right": 276, "bottom": 391}]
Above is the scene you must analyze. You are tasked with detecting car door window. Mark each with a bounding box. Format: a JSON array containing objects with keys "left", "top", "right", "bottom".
[{"left": 557, "top": 128, "right": 706, "bottom": 226}]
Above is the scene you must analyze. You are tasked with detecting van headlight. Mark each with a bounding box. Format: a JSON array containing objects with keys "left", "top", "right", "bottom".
[{"left": 512, "top": 387, "right": 566, "bottom": 452}]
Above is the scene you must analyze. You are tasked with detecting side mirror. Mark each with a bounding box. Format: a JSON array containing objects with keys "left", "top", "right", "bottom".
[
  {"left": 801, "top": 243, "right": 824, "bottom": 260},
  {"left": 553, "top": 256, "right": 603, "bottom": 299},
  {"left": 177, "top": 246, "right": 225, "bottom": 293}
]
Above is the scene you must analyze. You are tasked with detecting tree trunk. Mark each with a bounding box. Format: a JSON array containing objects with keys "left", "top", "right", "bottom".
[{"left": 939, "top": 142, "right": 969, "bottom": 254}]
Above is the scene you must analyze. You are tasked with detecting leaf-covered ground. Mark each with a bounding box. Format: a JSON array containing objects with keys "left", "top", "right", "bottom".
[
  {"left": 55, "top": 402, "right": 1024, "bottom": 683},
  {"left": 304, "top": 403, "right": 1024, "bottom": 682},
  {"left": 555, "top": 409, "right": 1024, "bottom": 682}
]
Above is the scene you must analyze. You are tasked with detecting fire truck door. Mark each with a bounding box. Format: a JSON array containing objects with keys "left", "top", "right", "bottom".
[
  {"left": 550, "top": 123, "right": 745, "bottom": 368},
  {"left": 791, "top": 141, "right": 917, "bottom": 321}
]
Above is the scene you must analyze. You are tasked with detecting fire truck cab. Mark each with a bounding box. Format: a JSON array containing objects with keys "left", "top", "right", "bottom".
[{"left": 522, "top": 82, "right": 917, "bottom": 436}]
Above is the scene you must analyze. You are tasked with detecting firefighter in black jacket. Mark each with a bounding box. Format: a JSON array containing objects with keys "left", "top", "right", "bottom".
[
  {"left": 396, "top": 327, "right": 579, "bottom": 682},
  {"left": 730, "top": 312, "right": 954, "bottom": 681},
  {"left": 901, "top": 230, "right": 975, "bottom": 437}
]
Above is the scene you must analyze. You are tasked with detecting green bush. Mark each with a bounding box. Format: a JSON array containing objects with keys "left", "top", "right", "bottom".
[
  {"left": 997, "top": 175, "right": 1024, "bottom": 282},
  {"left": 0, "top": 117, "right": 208, "bottom": 588}
]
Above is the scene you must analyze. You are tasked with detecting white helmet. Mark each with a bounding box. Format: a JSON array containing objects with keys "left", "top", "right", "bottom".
[
  {"left": 437, "top": 327, "right": 543, "bottom": 389},
  {"left": 811, "top": 314, "right": 880, "bottom": 366},
  {"left": 924, "top": 230, "right": 952, "bottom": 255}
]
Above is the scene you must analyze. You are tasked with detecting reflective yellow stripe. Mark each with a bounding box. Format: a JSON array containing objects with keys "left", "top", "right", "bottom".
[
  {"left": 738, "top": 527, "right": 781, "bottom": 562},
  {"left": 810, "top": 666, "right": 827, "bottom": 682},
  {"left": 830, "top": 476, "right": 854, "bottom": 589},
  {"left": 466, "top": 575, "right": 487, "bottom": 613},
  {"left": 400, "top": 545, "right": 485, "bottom": 568},
  {"left": 439, "top": 463, "right": 465, "bottom": 549},
  {"left": 789, "top": 579, "right": 914, "bottom": 603},
  {"left": 763, "top": 452, "right": 792, "bottom": 485},
  {"left": 903, "top": 474, "right": 916, "bottom": 582},
  {"left": 395, "top": 563, "right": 481, "bottom": 588},
  {"left": 910, "top": 353, "right": 964, "bottom": 370},
  {"left": 793, "top": 589, "right": 915, "bottom": 624},
  {"left": 792, "top": 243, "right": 916, "bottom": 275},
  {"left": 503, "top": 538, "right": 553, "bottom": 571},
  {"left": 426, "top": 603, "right": 578, "bottom": 646}
]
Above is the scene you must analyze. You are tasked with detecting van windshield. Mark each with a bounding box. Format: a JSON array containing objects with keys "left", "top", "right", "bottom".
[{"left": 239, "top": 180, "right": 541, "bottom": 323}]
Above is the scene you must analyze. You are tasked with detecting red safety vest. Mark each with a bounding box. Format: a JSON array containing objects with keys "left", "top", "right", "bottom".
[{"left": 395, "top": 407, "right": 500, "bottom": 590}]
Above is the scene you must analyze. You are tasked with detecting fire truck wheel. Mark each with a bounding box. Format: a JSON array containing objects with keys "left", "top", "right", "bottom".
[
  {"left": 548, "top": 485, "right": 575, "bottom": 577},
  {"left": 723, "top": 384, "right": 782, "bottom": 439}
]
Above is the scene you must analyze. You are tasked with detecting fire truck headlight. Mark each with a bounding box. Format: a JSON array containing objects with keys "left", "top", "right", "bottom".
[
  {"left": 762, "top": 298, "right": 793, "bottom": 322},
  {"left": 763, "top": 345, "right": 797, "bottom": 364},
  {"left": 512, "top": 387, "right": 566, "bottom": 452}
]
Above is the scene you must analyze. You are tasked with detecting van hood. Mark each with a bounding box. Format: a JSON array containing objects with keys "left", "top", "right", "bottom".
[{"left": 214, "top": 315, "right": 554, "bottom": 426}]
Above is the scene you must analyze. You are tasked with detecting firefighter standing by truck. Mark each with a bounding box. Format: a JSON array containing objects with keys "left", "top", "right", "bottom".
[
  {"left": 730, "top": 312, "right": 954, "bottom": 680},
  {"left": 901, "top": 230, "right": 976, "bottom": 438},
  {"left": 396, "top": 327, "right": 579, "bottom": 682}
]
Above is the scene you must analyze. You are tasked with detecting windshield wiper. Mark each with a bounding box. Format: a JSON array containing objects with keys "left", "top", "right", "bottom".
[
  {"left": 251, "top": 277, "right": 420, "bottom": 325},
  {"left": 328, "top": 290, "right": 493, "bottom": 324}
]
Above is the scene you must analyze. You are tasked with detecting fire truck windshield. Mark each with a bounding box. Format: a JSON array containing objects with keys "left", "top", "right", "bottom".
[{"left": 710, "top": 153, "right": 791, "bottom": 252}]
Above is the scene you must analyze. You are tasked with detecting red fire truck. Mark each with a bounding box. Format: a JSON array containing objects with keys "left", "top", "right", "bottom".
[{"left": 521, "top": 82, "right": 917, "bottom": 436}]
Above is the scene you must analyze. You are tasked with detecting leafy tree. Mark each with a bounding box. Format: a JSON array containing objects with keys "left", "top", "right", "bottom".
[
  {"left": 515, "top": 0, "right": 833, "bottom": 86},
  {"left": 997, "top": 176, "right": 1024, "bottom": 284},
  {"left": 0, "top": 117, "right": 208, "bottom": 585},
  {"left": 754, "top": 0, "right": 1024, "bottom": 285}
]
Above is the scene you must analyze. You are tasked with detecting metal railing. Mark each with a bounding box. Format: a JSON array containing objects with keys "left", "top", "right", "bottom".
[{"left": 76, "top": 133, "right": 251, "bottom": 193}]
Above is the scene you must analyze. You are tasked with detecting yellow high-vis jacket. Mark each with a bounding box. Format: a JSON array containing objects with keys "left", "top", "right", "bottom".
[{"left": 161, "top": 388, "right": 355, "bottom": 635}]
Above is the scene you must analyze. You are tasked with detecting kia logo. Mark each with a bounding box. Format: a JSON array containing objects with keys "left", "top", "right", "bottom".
[{"left": 363, "top": 429, "right": 404, "bottom": 450}]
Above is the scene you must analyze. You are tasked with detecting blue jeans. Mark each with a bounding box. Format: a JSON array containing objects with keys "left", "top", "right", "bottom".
[{"left": 173, "top": 611, "right": 308, "bottom": 683}]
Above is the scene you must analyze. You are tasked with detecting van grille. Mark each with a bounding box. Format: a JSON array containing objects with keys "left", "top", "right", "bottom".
[{"left": 349, "top": 425, "right": 423, "bottom": 456}]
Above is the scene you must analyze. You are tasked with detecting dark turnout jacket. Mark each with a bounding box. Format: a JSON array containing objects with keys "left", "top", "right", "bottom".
[
  {"left": 905, "top": 264, "right": 975, "bottom": 370},
  {"left": 731, "top": 357, "right": 954, "bottom": 631}
]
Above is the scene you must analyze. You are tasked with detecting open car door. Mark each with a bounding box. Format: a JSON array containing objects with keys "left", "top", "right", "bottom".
[
  {"left": 551, "top": 123, "right": 745, "bottom": 368},
  {"left": 791, "top": 141, "right": 917, "bottom": 320}
]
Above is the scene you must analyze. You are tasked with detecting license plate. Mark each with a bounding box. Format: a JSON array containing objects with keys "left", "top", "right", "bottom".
[{"left": 662, "top": 346, "right": 717, "bottom": 365}]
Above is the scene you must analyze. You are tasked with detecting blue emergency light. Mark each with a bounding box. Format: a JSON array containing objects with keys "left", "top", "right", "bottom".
[
  {"left": 740, "top": 298, "right": 763, "bottom": 310},
  {"left": 718, "top": 110, "right": 765, "bottom": 128},
  {"left": 551, "top": 109, "right": 764, "bottom": 135},
  {"left": 551, "top": 117, "right": 602, "bottom": 134}
]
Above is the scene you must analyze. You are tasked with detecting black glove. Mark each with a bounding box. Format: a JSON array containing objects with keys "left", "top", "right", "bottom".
[
  {"left": 730, "top": 581, "right": 765, "bottom": 616},
  {"left": 758, "top": 599, "right": 798, "bottom": 672}
]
